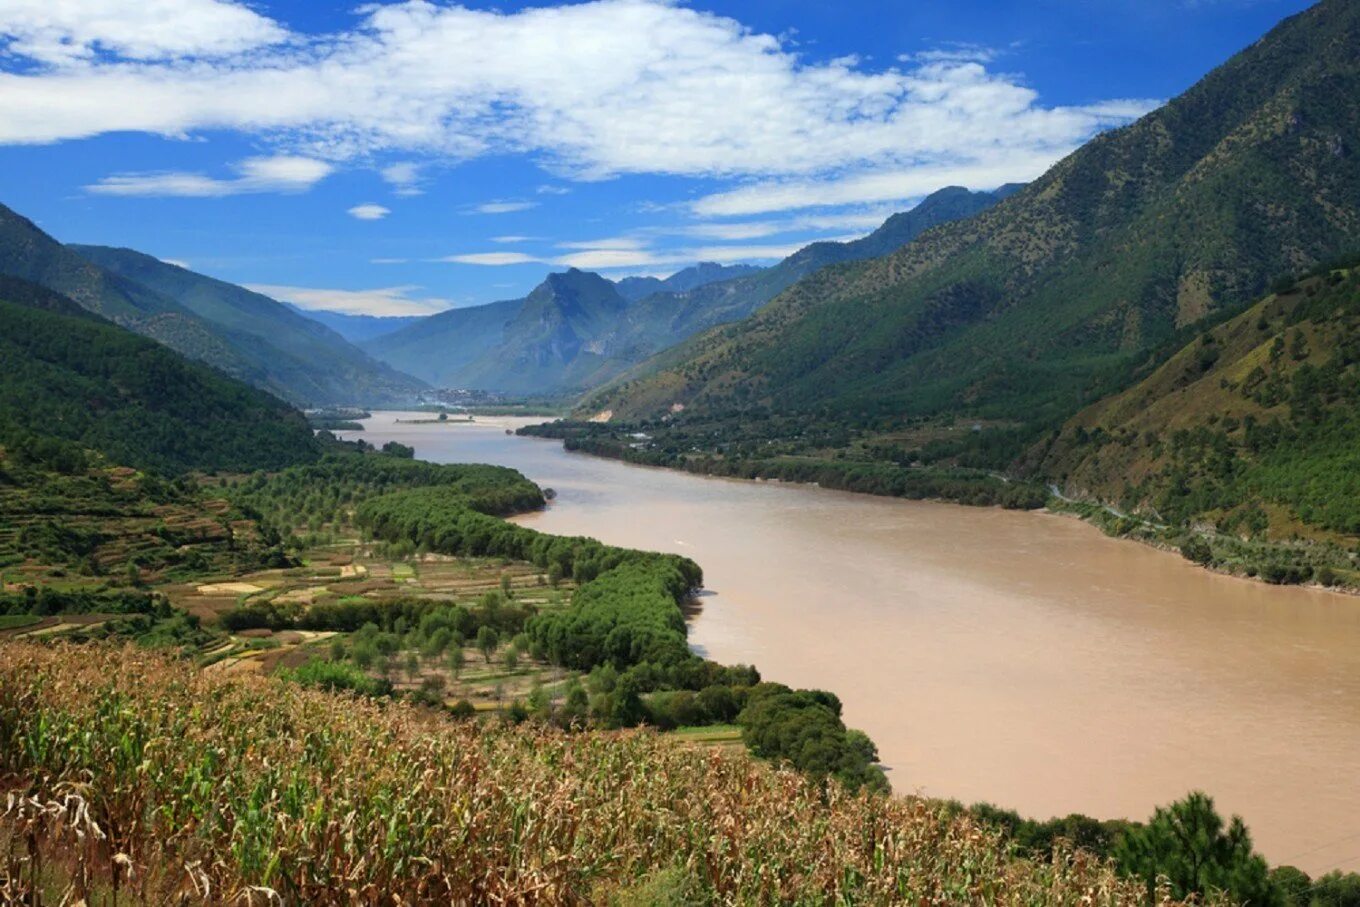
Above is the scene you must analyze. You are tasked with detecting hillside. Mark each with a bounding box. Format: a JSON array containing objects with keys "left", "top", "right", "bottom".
[
  {"left": 0, "top": 202, "right": 253, "bottom": 378},
  {"left": 0, "top": 275, "right": 318, "bottom": 474},
  {"left": 367, "top": 187, "right": 1011, "bottom": 394},
  {"left": 72, "top": 246, "right": 427, "bottom": 406},
  {"left": 1032, "top": 262, "right": 1360, "bottom": 545},
  {"left": 589, "top": 0, "right": 1360, "bottom": 427}
]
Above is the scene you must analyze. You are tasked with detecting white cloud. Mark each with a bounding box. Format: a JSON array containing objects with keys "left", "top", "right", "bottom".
[
  {"left": 0, "top": 0, "right": 1153, "bottom": 195},
  {"left": 0, "top": 0, "right": 285, "bottom": 65},
  {"left": 380, "top": 161, "right": 424, "bottom": 196},
  {"left": 439, "top": 252, "right": 539, "bottom": 266},
  {"left": 471, "top": 201, "right": 538, "bottom": 214},
  {"left": 556, "top": 236, "right": 648, "bottom": 251},
  {"left": 554, "top": 248, "right": 665, "bottom": 270},
  {"left": 86, "top": 155, "right": 333, "bottom": 197},
  {"left": 347, "top": 203, "right": 391, "bottom": 220},
  {"left": 158, "top": 257, "right": 191, "bottom": 269},
  {"left": 537, "top": 184, "right": 572, "bottom": 195},
  {"left": 490, "top": 235, "right": 536, "bottom": 243},
  {"left": 248, "top": 283, "right": 451, "bottom": 316}
]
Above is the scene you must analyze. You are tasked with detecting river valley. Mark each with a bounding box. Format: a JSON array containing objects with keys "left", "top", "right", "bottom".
[{"left": 342, "top": 413, "right": 1360, "bottom": 874}]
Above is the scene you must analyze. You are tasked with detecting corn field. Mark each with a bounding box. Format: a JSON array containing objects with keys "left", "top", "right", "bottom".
[{"left": 0, "top": 642, "right": 1193, "bottom": 905}]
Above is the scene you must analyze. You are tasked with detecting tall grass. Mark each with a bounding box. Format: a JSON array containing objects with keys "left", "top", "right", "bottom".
[{"left": 0, "top": 642, "right": 1191, "bottom": 905}]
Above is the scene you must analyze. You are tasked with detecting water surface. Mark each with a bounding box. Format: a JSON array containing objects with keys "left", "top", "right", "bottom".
[{"left": 344, "top": 413, "right": 1360, "bottom": 873}]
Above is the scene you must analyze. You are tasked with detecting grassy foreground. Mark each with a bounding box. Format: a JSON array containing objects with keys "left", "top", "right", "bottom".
[{"left": 0, "top": 642, "right": 1189, "bottom": 906}]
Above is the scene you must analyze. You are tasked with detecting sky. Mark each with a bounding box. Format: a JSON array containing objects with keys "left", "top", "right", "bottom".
[{"left": 0, "top": 0, "right": 1317, "bottom": 316}]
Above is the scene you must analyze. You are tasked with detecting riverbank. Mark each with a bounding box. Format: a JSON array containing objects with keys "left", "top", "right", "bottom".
[{"left": 519, "top": 420, "right": 1360, "bottom": 597}]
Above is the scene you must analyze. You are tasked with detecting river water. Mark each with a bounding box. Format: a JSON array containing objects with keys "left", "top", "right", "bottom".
[{"left": 343, "top": 413, "right": 1360, "bottom": 873}]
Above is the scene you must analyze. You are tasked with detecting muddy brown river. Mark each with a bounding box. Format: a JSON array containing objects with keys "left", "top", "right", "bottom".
[{"left": 343, "top": 413, "right": 1360, "bottom": 873}]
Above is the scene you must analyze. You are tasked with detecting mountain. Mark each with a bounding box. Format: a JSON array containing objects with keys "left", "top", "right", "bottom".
[
  {"left": 588, "top": 0, "right": 1360, "bottom": 426},
  {"left": 0, "top": 202, "right": 256, "bottom": 377},
  {"left": 371, "top": 269, "right": 633, "bottom": 393},
  {"left": 0, "top": 274, "right": 318, "bottom": 473},
  {"left": 70, "top": 246, "right": 426, "bottom": 407},
  {"left": 1030, "top": 260, "right": 1360, "bottom": 542},
  {"left": 285, "top": 305, "right": 426, "bottom": 344},
  {"left": 367, "top": 187, "right": 1012, "bottom": 394},
  {"left": 595, "top": 185, "right": 1021, "bottom": 366},
  {"left": 615, "top": 262, "right": 763, "bottom": 302}
]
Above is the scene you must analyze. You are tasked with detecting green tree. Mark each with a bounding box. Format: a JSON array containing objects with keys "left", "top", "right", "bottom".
[
  {"left": 477, "top": 625, "right": 500, "bottom": 664},
  {"left": 1113, "top": 792, "right": 1279, "bottom": 905}
]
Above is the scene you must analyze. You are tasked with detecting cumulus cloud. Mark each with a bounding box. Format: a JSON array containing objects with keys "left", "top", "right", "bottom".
[
  {"left": 86, "top": 155, "right": 334, "bottom": 197},
  {"left": 248, "top": 283, "right": 452, "bottom": 316},
  {"left": 347, "top": 203, "right": 391, "bottom": 220},
  {"left": 0, "top": 0, "right": 1154, "bottom": 196}
]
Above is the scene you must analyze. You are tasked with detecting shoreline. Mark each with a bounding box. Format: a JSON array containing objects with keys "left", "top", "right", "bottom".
[{"left": 521, "top": 428, "right": 1359, "bottom": 600}]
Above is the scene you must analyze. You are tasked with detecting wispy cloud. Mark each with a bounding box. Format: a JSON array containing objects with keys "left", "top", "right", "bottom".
[
  {"left": 689, "top": 151, "right": 1069, "bottom": 216},
  {"left": 490, "top": 235, "right": 536, "bottom": 244},
  {"left": 439, "top": 252, "right": 539, "bottom": 266},
  {"left": 347, "top": 203, "right": 391, "bottom": 220},
  {"left": 470, "top": 201, "right": 538, "bottom": 215},
  {"left": 86, "top": 155, "right": 334, "bottom": 198},
  {"left": 380, "top": 161, "right": 425, "bottom": 196},
  {"left": 248, "top": 283, "right": 452, "bottom": 316}
]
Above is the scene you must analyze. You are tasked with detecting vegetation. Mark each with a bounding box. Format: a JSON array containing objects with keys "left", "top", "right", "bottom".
[
  {"left": 0, "top": 277, "right": 319, "bottom": 474},
  {"left": 523, "top": 419, "right": 1049, "bottom": 510},
  {"left": 1038, "top": 267, "right": 1360, "bottom": 585},
  {"left": 0, "top": 641, "right": 1191, "bottom": 906}
]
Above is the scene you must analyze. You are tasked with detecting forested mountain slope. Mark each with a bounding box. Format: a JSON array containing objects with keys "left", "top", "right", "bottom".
[
  {"left": 0, "top": 275, "right": 318, "bottom": 473},
  {"left": 73, "top": 245, "right": 427, "bottom": 406},
  {"left": 1030, "top": 261, "right": 1360, "bottom": 542},
  {"left": 588, "top": 0, "right": 1360, "bottom": 425},
  {"left": 0, "top": 202, "right": 253, "bottom": 378}
]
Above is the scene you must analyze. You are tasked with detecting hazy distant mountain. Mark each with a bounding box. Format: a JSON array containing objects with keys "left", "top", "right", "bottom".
[
  {"left": 71, "top": 246, "right": 427, "bottom": 407},
  {"left": 368, "top": 270, "right": 633, "bottom": 393},
  {"left": 285, "top": 305, "right": 426, "bottom": 344},
  {"left": 615, "top": 262, "right": 763, "bottom": 302},
  {"left": 366, "top": 188, "right": 1012, "bottom": 395},
  {"left": 590, "top": 0, "right": 1360, "bottom": 424}
]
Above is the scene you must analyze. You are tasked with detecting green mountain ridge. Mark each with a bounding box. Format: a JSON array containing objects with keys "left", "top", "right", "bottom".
[
  {"left": 366, "top": 186, "right": 1013, "bottom": 394},
  {"left": 0, "top": 201, "right": 425, "bottom": 407},
  {"left": 587, "top": 0, "right": 1360, "bottom": 427},
  {"left": 72, "top": 245, "right": 427, "bottom": 407},
  {"left": 0, "top": 275, "right": 318, "bottom": 474}
]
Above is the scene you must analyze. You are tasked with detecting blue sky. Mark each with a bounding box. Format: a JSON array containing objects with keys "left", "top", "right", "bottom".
[{"left": 0, "top": 0, "right": 1315, "bottom": 316}]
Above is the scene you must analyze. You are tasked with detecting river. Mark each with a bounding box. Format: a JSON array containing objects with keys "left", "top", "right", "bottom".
[{"left": 342, "top": 413, "right": 1360, "bottom": 874}]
